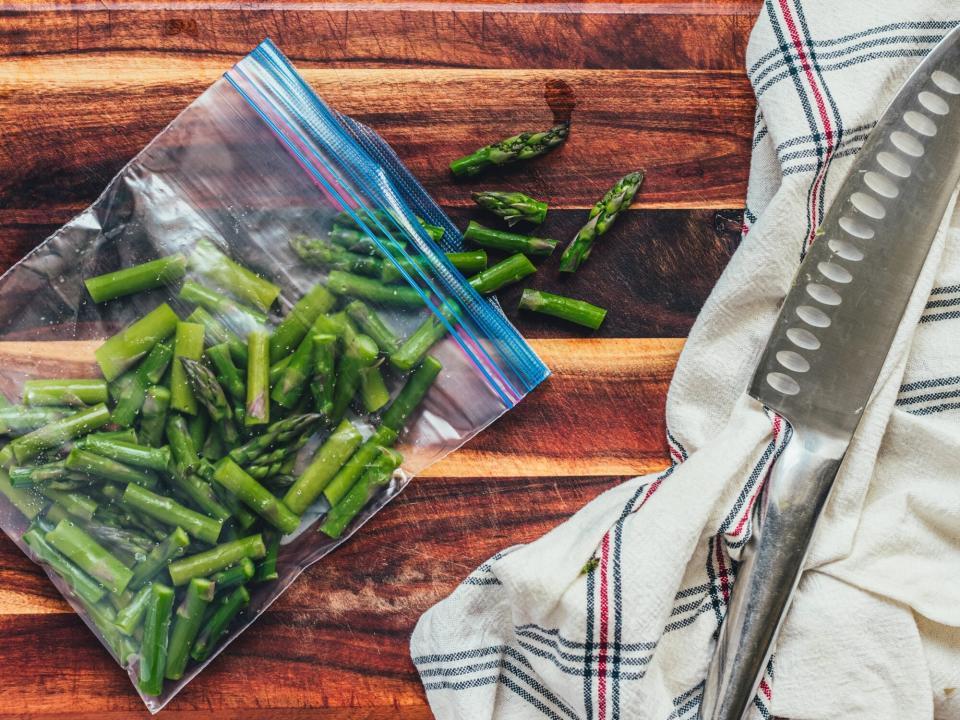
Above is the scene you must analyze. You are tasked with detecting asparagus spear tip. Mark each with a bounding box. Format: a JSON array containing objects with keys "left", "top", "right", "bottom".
[{"left": 559, "top": 170, "right": 645, "bottom": 273}]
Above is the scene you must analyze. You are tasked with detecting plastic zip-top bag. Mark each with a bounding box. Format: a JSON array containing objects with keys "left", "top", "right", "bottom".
[{"left": 0, "top": 39, "right": 548, "bottom": 712}]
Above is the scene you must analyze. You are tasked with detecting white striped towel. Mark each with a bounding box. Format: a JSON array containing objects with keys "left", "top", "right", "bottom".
[{"left": 412, "top": 2, "right": 960, "bottom": 719}]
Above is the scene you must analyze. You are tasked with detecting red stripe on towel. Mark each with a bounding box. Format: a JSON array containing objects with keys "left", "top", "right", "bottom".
[{"left": 597, "top": 533, "right": 611, "bottom": 719}]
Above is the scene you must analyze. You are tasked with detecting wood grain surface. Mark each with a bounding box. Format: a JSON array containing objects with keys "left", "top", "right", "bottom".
[{"left": 0, "top": 1, "right": 757, "bottom": 717}]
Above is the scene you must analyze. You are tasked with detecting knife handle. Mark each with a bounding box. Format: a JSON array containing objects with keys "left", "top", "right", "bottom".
[{"left": 699, "top": 430, "right": 843, "bottom": 720}]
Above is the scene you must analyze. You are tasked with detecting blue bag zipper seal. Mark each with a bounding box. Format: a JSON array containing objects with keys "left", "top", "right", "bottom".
[
  {"left": 224, "top": 58, "right": 523, "bottom": 407},
  {"left": 238, "top": 39, "right": 548, "bottom": 402},
  {"left": 334, "top": 113, "right": 536, "bottom": 362},
  {"left": 223, "top": 39, "right": 550, "bottom": 407}
]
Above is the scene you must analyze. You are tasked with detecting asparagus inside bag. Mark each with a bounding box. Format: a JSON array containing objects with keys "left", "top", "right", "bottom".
[{"left": 0, "top": 38, "right": 547, "bottom": 713}]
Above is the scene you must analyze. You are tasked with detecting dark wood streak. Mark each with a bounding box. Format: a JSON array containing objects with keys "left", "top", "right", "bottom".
[
  {"left": 442, "top": 207, "right": 742, "bottom": 338},
  {"left": 0, "top": 208, "right": 740, "bottom": 338}
]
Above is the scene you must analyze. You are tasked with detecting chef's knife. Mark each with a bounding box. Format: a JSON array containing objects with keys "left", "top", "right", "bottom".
[{"left": 699, "top": 24, "right": 960, "bottom": 720}]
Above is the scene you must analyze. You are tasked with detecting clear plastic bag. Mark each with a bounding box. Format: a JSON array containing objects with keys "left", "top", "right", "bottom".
[{"left": 0, "top": 39, "right": 548, "bottom": 712}]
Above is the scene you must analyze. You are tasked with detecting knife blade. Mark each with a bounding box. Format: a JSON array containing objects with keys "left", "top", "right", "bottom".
[{"left": 700, "top": 24, "right": 960, "bottom": 720}]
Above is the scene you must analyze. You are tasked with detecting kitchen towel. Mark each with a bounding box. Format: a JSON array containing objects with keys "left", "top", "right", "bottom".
[{"left": 412, "top": 2, "right": 960, "bottom": 719}]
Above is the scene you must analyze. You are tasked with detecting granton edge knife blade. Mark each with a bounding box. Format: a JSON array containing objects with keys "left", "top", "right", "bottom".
[{"left": 700, "top": 24, "right": 960, "bottom": 720}]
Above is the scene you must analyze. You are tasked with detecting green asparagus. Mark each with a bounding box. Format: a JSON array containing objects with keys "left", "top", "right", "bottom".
[
  {"left": 269, "top": 283, "right": 337, "bottom": 362},
  {"left": 139, "top": 583, "right": 175, "bottom": 695},
  {"left": 321, "top": 447, "right": 403, "bottom": 539},
  {"left": 207, "top": 343, "right": 246, "bottom": 405},
  {"left": 123, "top": 483, "right": 223, "bottom": 545},
  {"left": 559, "top": 170, "right": 644, "bottom": 273},
  {"left": 76, "top": 436, "right": 171, "bottom": 472},
  {"left": 110, "top": 342, "right": 173, "bottom": 426},
  {"left": 328, "top": 225, "right": 394, "bottom": 255},
  {"left": 326, "top": 270, "right": 424, "bottom": 308},
  {"left": 468, "top": 253, "right": 537, "bottom": 295},
  {"left": 331, "top": 332, "right": 379, "bottom": 423},
  {"left": 10, "top": 403, "right": 111, "bottom": 463},
  {"left": 228, "top": 413, "right": 322, "bottom": 468},
  {"left": 390, "top": 303, "right": 460, "bottom": 373},
  {"left": 345, "top": 300, "right": 400, "bottom": 355},
  {"left": 201, "top": 425, "right": 225, "bottom": 461},
  {"left": 68, "top": 519, "right": 155, "bottom": 565},
  {"left": 165, "top": 577, "right": 215, "bottom": 680},
  {"left": 0, "top": 454, "right": 48, "bottom": 518},
  {"left": 518, "top": 289, "right": 607, "bottom": 329},
  {"left": 190, "top": 238, "right": 280, "bottom": 312},
  {"left": 0, "top": 407, "right": 67, "bottom": 437},
  {"left": 309, "top": 334, "right": 337, "bottom": 417},
  {"left": 89, "top": 429, "right": 138, "bottom": 443},
  {"left": 359, "top": 365, "right": 390, "bottom": 413},
  {"left": 128, "top": 527, "right": 190, "bottom": 590},
  {"left": 332, "top": 209, "right": 445, "bottom": 243},
  {"left": 245, "top": 331, "right": 270, "bottom": 426},
  {"left": 140, "top": 386, "right": 171, "bottom": 447},
  {"left": 380, "top": 250, "right": 488, "bottom": 285},
  {"left": 283, "top": 420, "right": 363, "bottom": 514},
  {"left": 165, "top": 471, "right": 231, "bottom": 523},
  {"left": 472, "top": 190, "right": 548, "bottom": 226},
  {"left": 65, "top": 448, "right": 159, "bottom": 487},
  {"left": 23, "top": 379, "right": 108, "bottom": 407},
  {"left": 271, "top": 333, "right": 314, "bottom": 409},
  {"left": 186, "top": 306, "right": 248, "bottom": 367},
  {"left": 166, "top": 414, "right": 201, "bottom": 474},
  {"left": 8, "top": 206, "right": 504, "bottom": 695},
  {"left": 323, "top": 425, "right": 398, "bottom": 506},
  {"left": 207, "top": 474, "right": 258, "bottom": 531},
  {"left": 268, "top": 355, "right": 291, "bottom": 389},
  {"left": 190, "top": 411, "right": 208, "bottom": 452},
  {"left": 255, "top": 531, "right": 280, "bottom": 583},
  {"left": 191, "top": 585, "right": 250, "bottom": 663},
  {"left": 309, "top": 312, "right": 350, "bottom": 338},
  {"left": 179, "top": 281, "right": 266, "bottom": 335},
  {"left": 114, "top": 583, "right": 153, "bottom": 635},
  {"left": 167, "top": 534, "right": 266, "bottom": 586},
  {"left": 82, "top": 596, "right": 137, "bottom": 667},
  {"left": 244, "top": 441, "right": 307, "bottom": 481},
  {"left": 463, "top": 221, "right": 557, "bottom": 257},
  {"left": 290, "top": 235, "right": 384, "bottom": 278},
  {"left": 211, "top": 459, "right": 300, "bottom": 534},
  {"left": 22, "top": 527, "right": 106, "bottom": 605},
  {"left": 170, "top": 322, "right": 205, "bottom": 415},
  {"left": 40, "top": 487, "right": 97, "bottom": 521},
  {"left": 85, "top": 254, "right": 187, "bottom": 303},
  {"left": 211, "top": 556, "right": 255, "bottom": 591},
  {"left": 179, "top": 358, "right": 230, "bottom": 423},
  {"left": 381, "top": 357, "right": 442, "bottom": 431},
  {"left": 95, "top": 303, "right": 179, "bottom": 381},
  {"left": 449, "top": 122, "right": 569, "bottom": 177},
  {"left": 46, "top": 519, "right": 134, "bottom": 594}
]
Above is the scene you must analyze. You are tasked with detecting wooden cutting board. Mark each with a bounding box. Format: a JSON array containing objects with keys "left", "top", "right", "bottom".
[{"left": 0, "top": 1, "right": 758, "bottom": 717}]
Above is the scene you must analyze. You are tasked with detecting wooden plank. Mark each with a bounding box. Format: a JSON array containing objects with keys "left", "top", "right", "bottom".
[
  {"left": 0, "top": 60, "right": 754, "bottom": 211},
  {"left": 443, "top": 208, "right": 741, "bottom": 339},
  {"left": 0, "top": 472, "right": 630, "bottom": 716},
  {"left": 1, "top": 5, "right": 757, "bottom": 70},
  {"left": 0, "top": 337, "right": 681, "bottom": 477},
  {"left": 0, "top": 207, "right": 740, "bottom": 338},
  {"left": 427, "top": 337, "right": 680, "bottom": 476},
  {"left": 7, "top": 0, "right": 763, "bottom": 9}
]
